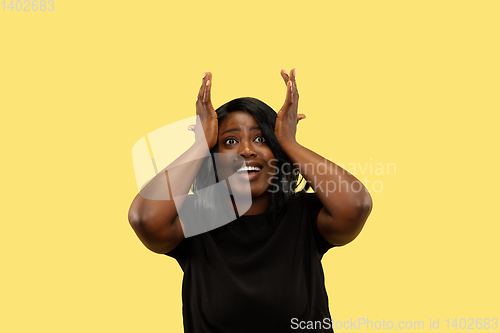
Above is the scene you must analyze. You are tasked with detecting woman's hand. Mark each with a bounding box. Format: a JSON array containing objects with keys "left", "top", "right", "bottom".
[
  {"left": 191, "top": 72, "right": 218, "bottom": 150},
  {"left": 275, "top": 69, "right": 306, "bottom": 146}
]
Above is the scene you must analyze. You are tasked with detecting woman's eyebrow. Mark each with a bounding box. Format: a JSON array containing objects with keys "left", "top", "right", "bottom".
[{"left": 221, "top": 126, "right": 260, "bottom": 136}]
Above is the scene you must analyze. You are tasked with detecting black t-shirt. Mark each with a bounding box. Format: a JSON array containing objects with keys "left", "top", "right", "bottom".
[{"left": 166, "top": 191, "right": 335, "bottom": 332}]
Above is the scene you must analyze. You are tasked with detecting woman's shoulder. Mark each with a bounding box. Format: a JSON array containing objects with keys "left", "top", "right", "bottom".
[
  {"left": 288, "top": 190, "right": 335, "bottom": 254},
  {"left": 290, "top": 190, "right": 322, "bottom": 206},
  {"left": 275, "top": 190, "right": 323, "bottom": 222}
]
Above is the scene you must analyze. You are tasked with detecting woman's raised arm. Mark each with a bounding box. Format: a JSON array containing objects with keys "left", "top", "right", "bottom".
[
  {"left": 128, "top": 72, "right": 218, "bottom": 254},
  {"left": 275, "top": 69, "right": 373, "bottom": 246}
]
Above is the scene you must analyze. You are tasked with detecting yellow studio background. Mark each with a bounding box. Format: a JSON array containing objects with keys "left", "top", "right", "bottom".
[{"left": 1, "top": 0, "right": 498, "bottom": 332}]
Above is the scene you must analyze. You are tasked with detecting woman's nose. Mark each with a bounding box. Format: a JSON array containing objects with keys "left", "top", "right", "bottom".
[{"left": 239, "top": 142, "right": 256, "bottom": 157}]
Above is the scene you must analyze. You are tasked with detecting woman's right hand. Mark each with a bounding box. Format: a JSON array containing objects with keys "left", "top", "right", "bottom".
[{"left": 193, "top": 72, "right": 218, "bottom": 150}]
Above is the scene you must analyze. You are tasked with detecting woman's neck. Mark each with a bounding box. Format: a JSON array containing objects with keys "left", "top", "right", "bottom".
[{"left": 227, "top": 191, "right": 271, "bottom": 216}]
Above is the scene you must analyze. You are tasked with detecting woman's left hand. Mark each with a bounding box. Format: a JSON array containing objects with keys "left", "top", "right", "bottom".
[{"left": 274, "top": 69, "right": 306, "bottom": 146}]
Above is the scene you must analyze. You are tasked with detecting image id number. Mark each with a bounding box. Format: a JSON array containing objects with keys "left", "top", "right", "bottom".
[{"left": 2, "top": 0, "right": 54, "bottom": 11}]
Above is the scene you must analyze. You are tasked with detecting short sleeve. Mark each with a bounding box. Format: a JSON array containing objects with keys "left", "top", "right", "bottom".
[
  {"left": 163, "top": 194, "right": 197, "bottom": 265},
  {"left": 165, "top": 237, "right": 189, "bottom": 262},
  {"left": 301, "top": 191, "right": 335, "bottom": 256}
]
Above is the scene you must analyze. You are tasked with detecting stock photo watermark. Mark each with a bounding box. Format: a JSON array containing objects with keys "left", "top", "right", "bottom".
[
  {"left": 291, "top": 317, "right": 499, "bottom": 330},
  {"left": 266, "top": 158, "right": 396, "bottom": 195}
]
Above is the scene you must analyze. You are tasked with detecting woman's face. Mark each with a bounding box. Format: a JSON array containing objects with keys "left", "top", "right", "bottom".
[{"left": 216, "top": 111, "right": 277, "bottom": 201}]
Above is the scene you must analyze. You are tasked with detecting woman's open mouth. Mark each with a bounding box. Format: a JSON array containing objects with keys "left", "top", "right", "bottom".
[{"left": 235, "top": 164, "right": 262, "bottom": 181}]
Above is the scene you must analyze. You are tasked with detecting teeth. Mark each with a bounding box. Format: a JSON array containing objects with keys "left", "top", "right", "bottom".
[{"left": 237, "top": 166, "right": 261, "bottom": 173}]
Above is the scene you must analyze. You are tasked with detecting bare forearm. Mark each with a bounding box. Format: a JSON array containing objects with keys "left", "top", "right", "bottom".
[
  {"left": 128, "top": 141, "right": 209, "bottom": 234},
  {"left": 281, "top": 141, "right": 372, "bottom": 220}
]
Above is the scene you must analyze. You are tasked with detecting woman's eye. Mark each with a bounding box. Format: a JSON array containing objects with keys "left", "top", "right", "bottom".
[
  {"left": 225, "top": 138, "right": 237, "bottom": 145},
  {"left": 254, "top": 136, "right": 266, "bottom": 143}
]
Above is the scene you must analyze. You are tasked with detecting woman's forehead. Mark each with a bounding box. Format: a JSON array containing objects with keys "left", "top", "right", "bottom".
[{"left": 219, "top": 111, "right": 259, "bottom": 131}]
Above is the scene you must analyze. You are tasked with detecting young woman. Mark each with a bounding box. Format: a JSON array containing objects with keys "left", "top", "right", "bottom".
[{"left": 128, "top": 69, "right": 373, "bottom": 332}]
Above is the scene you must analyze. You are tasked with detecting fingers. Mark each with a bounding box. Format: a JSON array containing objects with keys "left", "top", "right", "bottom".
[
  {"left": 290, "top": 68, "right": 298, "bottom": 101},
  {"left": 297, "top": 114, "right": 306, "bottom": 124},
  {"left": 188, "top": 124, "right": 195, "bottom": 131},
  {"left": 286, "top": 68, "right": 296, "bottom": 103},
  {"left": 203, "top": 72, "right": 212, "bottom": 105},
  {"left": 196, "top": 72, "right": 215, "bottom": 117},
  {"left": 280, "top": 68, "right": 299, "bottom": 102},
  {"left": 284, "top": 80, "right": 293, "bottom": 105},
  {"left": 280, "top": 69, "right": 289, "bottom": 85},
  {"left": 197, "top": 72, "right": 208, "bottom": 102},
  {"left": 197, "top": 72, "right": 212, "bottom": 102}
]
